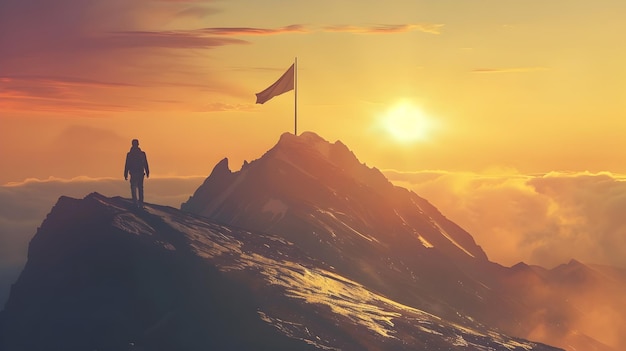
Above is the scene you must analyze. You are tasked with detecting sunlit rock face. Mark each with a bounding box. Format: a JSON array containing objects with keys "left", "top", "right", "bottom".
[
  {"left": 183, "top": 133, "right": 546, "bottom": 333},
  {"left": 0, "top": 193, "right": 562, "bottom": 351},
  {"left": 181, "top": 132, "right": 626, "bottom": 351},
  {"left": 182, "top": 132, "right": 500, "bottom": 321},
  {"left": 184, "top": 132, "right": 487, "bottom": 262}
]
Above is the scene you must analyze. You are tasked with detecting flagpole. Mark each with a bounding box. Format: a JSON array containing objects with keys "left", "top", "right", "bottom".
[{"left": 294, "top": 57, "right": 298, "bottom": 136}]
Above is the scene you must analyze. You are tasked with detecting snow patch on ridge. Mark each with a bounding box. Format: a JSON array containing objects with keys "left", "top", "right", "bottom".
[
  {"left": 315, "top": 208, "right": 380, "bottom": 243},
  {"left": 145, "top": 206, "right": 243, "bottom": 258},
  {"left": 394, "top": 210, "right": 434, "bottom": 248},
  {"left": 112, "top": 213, "right": 156, "bottom": 237},
  {"left": 432, "top": 221, "right": 475, "bottom": 258},
  {"left": 418, "top": 235, "right": 435, "bottom": 249},
  {"left": 262, "top": 198, "right": 288, "bottom": 221}
]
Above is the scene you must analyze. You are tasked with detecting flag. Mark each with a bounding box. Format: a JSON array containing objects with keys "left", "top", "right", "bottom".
[{"left": 255, "top": 64, "right": 295, "bottom": 104}]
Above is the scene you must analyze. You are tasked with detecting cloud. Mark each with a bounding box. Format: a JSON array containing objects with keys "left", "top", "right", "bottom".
[
  {"left": 175, "top": 5, "right": 221, "bottom": 19},
  {"left": 384, "top": 169, "right": 626, "bottom": 269},
  {"left": 194, "top": 23, "right": 442, "bottom": 37},
  {"left": 0, "top": 0, "right": 248, "bottom": 55},
  {"left": 0, "top": 0, "right": 248, "bottom": 114},
  {"left": 102, "top": 30, "right": 249, "bottom": 49},
  {"left": 0, "top": 75, "right": 138, "bottom": 112},
  {"left": 197, "top": 102, "right": 254, "bottom": 112},
  {"left": 324, "top": 23, "right": 444, "bottom": 34},
  {"left": 0, "top": 75, "right": 136, "bottom": 89},
  {"left": 198, "top": 24, "right": 308, "bottom": 36},
  {"left": 0, "top": 175, "right": 206, "bottom": 306},
  {"left": 471, "top": 67, "right": 549, "bottom": 73},
  {"left": 0, "top": 0, "right": 444, "bottom": 114},
  {"left": 193, "top": 23, "right": 443, "bottom": 36}
]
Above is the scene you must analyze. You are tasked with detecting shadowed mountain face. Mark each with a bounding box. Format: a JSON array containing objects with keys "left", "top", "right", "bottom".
[
  {"left": 182, "top": 132, "right": 501, "bottom": 321},
  {"left": 184, "top": 132, "right": 487, "bottom": 261},
  {"left": 181, "top": 132, "right": 626, "bottom": 351},
  {"left": 0, "top": 193, "right": 562, "bottom": 351},
  {"left": 180, "top": 133, "right": 532, "bottom": 327}
]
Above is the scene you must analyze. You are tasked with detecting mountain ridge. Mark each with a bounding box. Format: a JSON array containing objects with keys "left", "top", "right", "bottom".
[
  {"left": 0, "top": 192, "right": 563, "bottom": 351},
  {"left": 182, "top": 132, "right": 511, "bottom": 326},
  {"left": 183, "top": 131, "right": 488, "bottom": 262},
  {"left": 180, "top": 131, "right": 626, "bottom": 351}
]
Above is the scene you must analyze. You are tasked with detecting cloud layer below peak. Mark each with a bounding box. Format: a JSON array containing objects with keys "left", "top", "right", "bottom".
[{"left": 385, "top": 170, "right": 626, "bottom": 269}]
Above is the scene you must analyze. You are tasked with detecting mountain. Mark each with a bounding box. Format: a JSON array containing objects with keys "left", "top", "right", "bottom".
[
  {"left": 0, "top": 193, "right": 562, "bottom": 351},
  {"left": 182, "top": 132, "right": 501, "bottom": 320},
  {"left": 181, "top": 132, "right": 626, "bottom": 351},
  {"left": 183, "top": 132, "right": 488, "bottom": 262},
  {"left": 180, "top": 132, "right": 532, "bottom": 330},
  {"left": 2, "top": 131, "right": 624, "bottom": 351}
]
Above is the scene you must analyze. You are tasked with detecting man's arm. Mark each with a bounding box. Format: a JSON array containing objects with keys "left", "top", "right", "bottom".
[
  {"left": 124, "top": 154, "right": 129, "bottom": 180},
  {"left": 144, "top": 152, "right": 150, "bottom": 178}
]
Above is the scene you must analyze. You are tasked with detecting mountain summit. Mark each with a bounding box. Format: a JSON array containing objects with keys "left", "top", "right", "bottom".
[
  {"left": 180, "top": 132, "right": 626, "bottom": 351},
  {"left": 182, "top": 132, "right": 499, "bottom": 321},
  {"left": 183, "top": 131, "right": 488, "bottom": 262}
]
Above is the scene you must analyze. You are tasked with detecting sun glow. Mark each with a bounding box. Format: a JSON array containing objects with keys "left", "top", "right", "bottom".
[{"left": 378, "top": 101, "right": 437, "bottom": 143}]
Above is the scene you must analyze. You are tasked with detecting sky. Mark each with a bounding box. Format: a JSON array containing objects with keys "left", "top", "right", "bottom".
[{"left": 2, "top": 0, "right": 626, "bottom": 303}]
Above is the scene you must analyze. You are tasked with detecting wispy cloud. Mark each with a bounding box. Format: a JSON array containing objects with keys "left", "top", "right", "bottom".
[
  {"left": 324, "top": 23, "right": 444, "bottom": 35},
  {"left": 197, "top": 102, "right": 254, "bottom": 112},
  {"left": 175, "top": 6, "right": 221, "bottom": 19},
  {"left": 0, "top": 96, "right": 132, "bottom": 114},
  {"left": 472, "top": 67, "right": 549, "bottom": 74},
  {"left": 197, "top": 23, "right": 443, "bottom": 36},
  {"left": 0, "top": 0, "right": 252, "bottom": 114},
  {"left": 103, "top": 31, "right": 249, "bottom": 49},
  {"left": 0, "top": 75, "right": 136, "bottom": 88},
  {"left": 0, "top": 0, "right": 444, "bottom": 115},
  {"left": 0, "top": 76, "right": 137, "bottom": 113},
  {"left": 198, "top": 24, "right": 308, "bottom": 36}
]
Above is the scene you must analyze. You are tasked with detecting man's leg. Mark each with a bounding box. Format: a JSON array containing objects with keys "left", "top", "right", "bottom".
[
  {"left": 130, "top": 176, "right": 139, "bottom": 205},
  {"left": 137, "top": 176, "right": 145, "bottom": 206}
]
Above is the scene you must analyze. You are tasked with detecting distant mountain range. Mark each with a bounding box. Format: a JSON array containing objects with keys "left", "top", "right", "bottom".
[{"left": 1, "top": 132, "right": 624, "bottom": 350}]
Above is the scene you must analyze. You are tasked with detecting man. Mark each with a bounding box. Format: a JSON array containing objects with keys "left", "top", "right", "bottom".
[{"left": 124, "top": 139, "right": 149, "bottom": 207}]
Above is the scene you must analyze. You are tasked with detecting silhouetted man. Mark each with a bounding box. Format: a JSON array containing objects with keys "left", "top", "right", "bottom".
[{"left": 124, "top": 139, "right": 149, "bottom": 207}]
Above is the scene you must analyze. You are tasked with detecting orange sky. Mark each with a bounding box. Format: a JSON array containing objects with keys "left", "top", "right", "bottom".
[
  {"left": 2, "top": 0, "right": 626, "bottom": 184},
  {"left": 2, "top": 0, "right": 626, "bottom": 269}
]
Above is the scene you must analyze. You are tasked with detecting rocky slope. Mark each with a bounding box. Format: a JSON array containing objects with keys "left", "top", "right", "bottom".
[
  {"left": 0, "top": 193, "right": 562, "bottom": 351},
  {"left": 181, "top": 132, "right": 625, "bottom": 351}
]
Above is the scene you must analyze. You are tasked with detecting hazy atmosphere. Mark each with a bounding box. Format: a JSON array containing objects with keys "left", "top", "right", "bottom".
[{"left": 2, "top": 0, "right": 626, "bottom": 311}]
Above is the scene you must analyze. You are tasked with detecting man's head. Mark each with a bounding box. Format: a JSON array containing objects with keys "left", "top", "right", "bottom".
[{"left": 131, "top": 139, "right": 139, "bottom": 147}]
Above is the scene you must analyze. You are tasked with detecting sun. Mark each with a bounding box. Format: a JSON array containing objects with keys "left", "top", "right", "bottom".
[{"left": 378, "top": 101, "right": 437, "bottom": 143}]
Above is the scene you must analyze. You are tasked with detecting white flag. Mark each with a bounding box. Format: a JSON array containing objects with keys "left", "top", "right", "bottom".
[{"left": 255, "top": 64, "right": 295, "bottom": 104}]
